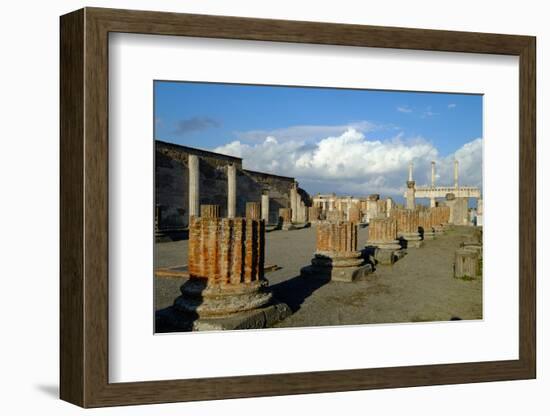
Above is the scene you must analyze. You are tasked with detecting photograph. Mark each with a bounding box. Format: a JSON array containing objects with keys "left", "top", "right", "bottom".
[{"left": 153, "top": 81, "right": 484, "bottom": 332}]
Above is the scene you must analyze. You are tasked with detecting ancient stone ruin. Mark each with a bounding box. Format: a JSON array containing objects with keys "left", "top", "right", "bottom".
[
  {"left": 366, "top": 217, "right": 402, "bottom": 265},
  {"left": 278, "top": 207, "right": 294, "bottom": 230},
  {"left": 200, "top": 204, "right": 220, "bottom": 219},
  {"left": 418, "top": 209, "right": 435, "bottom": 240},
  {"left": 301, "top": 220, "right": 372, "bottom": 282},
  {"left": 172, "top": 213, "right": 290, "bottom": 330},
  {"left": 245, "top": 201, "right": 261, "bottom": 220},
  {"left": 393, "top": 208, "right": 423, "bottom": 248}
]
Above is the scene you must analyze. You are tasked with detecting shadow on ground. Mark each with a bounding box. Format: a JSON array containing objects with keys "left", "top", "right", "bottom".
[{"left": 269, "top": 274, "right": 329, "bottom": 313}]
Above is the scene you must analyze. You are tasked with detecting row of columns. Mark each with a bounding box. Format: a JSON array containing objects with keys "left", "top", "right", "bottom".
[{"left": 188, "top": 155, "right": 269, "bottom": 223}]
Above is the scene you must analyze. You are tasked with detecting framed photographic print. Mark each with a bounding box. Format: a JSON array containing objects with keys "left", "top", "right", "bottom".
[{"left": 60, "top": 7, "right": 536, "bottom": 408}]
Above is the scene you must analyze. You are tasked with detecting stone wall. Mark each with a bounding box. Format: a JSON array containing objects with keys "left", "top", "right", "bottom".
[{"left": 156, "top": 140, "right": 306, "bottom": 229}]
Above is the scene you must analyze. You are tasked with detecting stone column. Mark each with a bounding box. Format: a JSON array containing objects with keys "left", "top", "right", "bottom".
[
  {"left": 200, "top": 204, "right": 220, "bottom": 219},
  {"left": 393, "top": 208, "right": 423, "bottom": 248},
  {"left": 444, "top": 193, "right": 456, "bottom": 224},
  {"left": 430, "top": 162, "right": 436, "bottom": 209},
  {"left": 476, "top": 198, "right": 483, "bottom": 226},
  {"left": 406, "top": 180, "right": 416, "bottom": 210},
  {"left": 454, "top": 249, "right": 480, "bottom": 279},
  {"left": 301, "top": 221, "right": 372, "bottom": 282},
  {"left": 246, "top": 202, "right": 261, "bottom": 220},
  {"left": 290, "top": 183, "right": 298, "bottom": 222},
  {"left": 261, "top": 191, "right": 270, "bottom": 223},
  {"left": 366, "top": 218, "right": 402, "bottom": 264},
  {"left": 175, "top": 216, "right": 271, "bottom": 318},
  {"left": 188, "top": 154, "right": 200, "bottom": 218},
  {"left": 227, "top": 164, "right": 237, "bottom": 218},
  {"left": 297, "top": 200, "right": 306, "bottom": 223},
  {"left": 386, "top": 198, "right": 393, "bottom": 218}
]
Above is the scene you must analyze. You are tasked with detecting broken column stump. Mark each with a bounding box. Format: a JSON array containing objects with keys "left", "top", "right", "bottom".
[
  {"left": 200, "top": 204, "right": 220, "bottom": 219},
  {"left": 393, "top": 208, "right": 423, "bottom": 248},
  {"left": 278, "top": 207, "right": 295, "bottom": 230},
  {"left": 454, "top": 249, "right": 481, "bottom": 279},
  {"left": 301, "top": 220, "right": 372, "bottom": 282},
  {"left": 432, "top": 206, "right": 451, "bottom": 234},
  {"left": 245, "top": 201, "right": 261, "bottom": 220},
  {"left": 365, "top": 217, "right": 403, "bottom": 265},
  {"left": 169, "top": 216, "right": 290, "bottom": 330},
  {"left": 419, "top": 209, "right": 435, "bottom": 240}
]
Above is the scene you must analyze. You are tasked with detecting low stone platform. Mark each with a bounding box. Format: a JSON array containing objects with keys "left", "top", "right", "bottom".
[{"left": 156, "top": 301, "right": 291, "bottom": 332}]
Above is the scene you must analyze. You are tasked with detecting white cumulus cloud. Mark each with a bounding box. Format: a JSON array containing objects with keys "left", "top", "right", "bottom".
[{"left": 214, "top": 129, "right": 482, "bottom": 199}]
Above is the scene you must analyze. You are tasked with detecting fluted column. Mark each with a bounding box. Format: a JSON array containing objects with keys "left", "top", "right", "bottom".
[
  {"left": 366, "top": 217, "right": 402, "bottom": 264},
  {"left": 246, "top": 202, "right": 261, "bottom": 220},
  {"left": 200, "top": 204, "right": 220, "bottom": 219},
  {"left": 302, "top": 220, "right": 372, "bottom": 282},
  {"left": 348, "top": 203, "right": 362, "bottom": 223},
  {"left": 393, "top": 208, "right": 422, "bottom": 248},
  {"left": 175, "top": 216, "right": 270, "bottom": 317}
]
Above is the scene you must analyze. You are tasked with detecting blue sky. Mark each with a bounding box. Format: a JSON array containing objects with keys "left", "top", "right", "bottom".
[{"left": 154, "top": 81, "right": 483, "bottom": 200}]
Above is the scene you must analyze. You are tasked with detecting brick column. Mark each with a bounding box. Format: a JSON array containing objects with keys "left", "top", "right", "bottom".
[
  {"left": 246, "top": 202, "right": 261, "bottom": 220},
  {"left": 200, "top": 204, "right": 220, "bottom": 219},
  {"left": 366, "top": 218, "right": 402, "bottom": 264},
  {"left": 393, "top": 208, "right": 423, "bottom": 248},
  {"left": 308, "top": 206, "right": 320, "bottom": 223},
  {"left": 301, "top": 221, "right": 372, "bottom": 282},
  {"left": 174, "top": 216, "right": 271, "bottom": 317},
  {"left": 327, "top": 209, "right": 345, "bottom": 222},
  {"left": 348, "top": 203, "right": 362, "bottom": 223},
  {"left": 419, "top": 209, "right": 435, "bottom": 240},
  {"left": 279, "top": 208, "right": 294, "bottom": 230}
]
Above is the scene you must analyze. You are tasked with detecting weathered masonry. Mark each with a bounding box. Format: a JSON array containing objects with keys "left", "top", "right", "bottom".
[{"left": 155, "top": 140, "right": 310, "bottom": 238}]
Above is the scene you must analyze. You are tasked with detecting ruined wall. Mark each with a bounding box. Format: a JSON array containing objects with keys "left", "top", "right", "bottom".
[{"left": 155, "top": 140, "right": 302, "bottom": 228}]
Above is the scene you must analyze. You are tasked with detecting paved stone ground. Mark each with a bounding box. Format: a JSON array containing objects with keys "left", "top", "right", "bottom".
[{"left": 155, "top": 225, "right": 482, "bottom": 329}]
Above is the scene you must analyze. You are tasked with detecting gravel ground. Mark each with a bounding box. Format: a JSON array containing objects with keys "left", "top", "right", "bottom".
[{"left": 155, "top": 225, "right": 482, "bottom": 328}]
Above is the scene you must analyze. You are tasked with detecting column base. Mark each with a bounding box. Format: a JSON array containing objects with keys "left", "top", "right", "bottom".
[
  {"left": 156, "top": 302, "right": 291, "bottom": 332},
  {"left": 365, "top": 241, "right": 404, "bottom": 265},
  {"left": 399, "top": 233, "right": 423, "bottom": 248},
  {"left": 174, "top": 279, "right": 273, "bottom": 318},
  {"left": 301, "top": 251, "right": 372, "bottom": 282}
]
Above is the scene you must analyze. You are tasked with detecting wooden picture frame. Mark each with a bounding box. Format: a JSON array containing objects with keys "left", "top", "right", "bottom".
[{"left": 60, "top": 7, "right": 536, "bottom": 408}]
